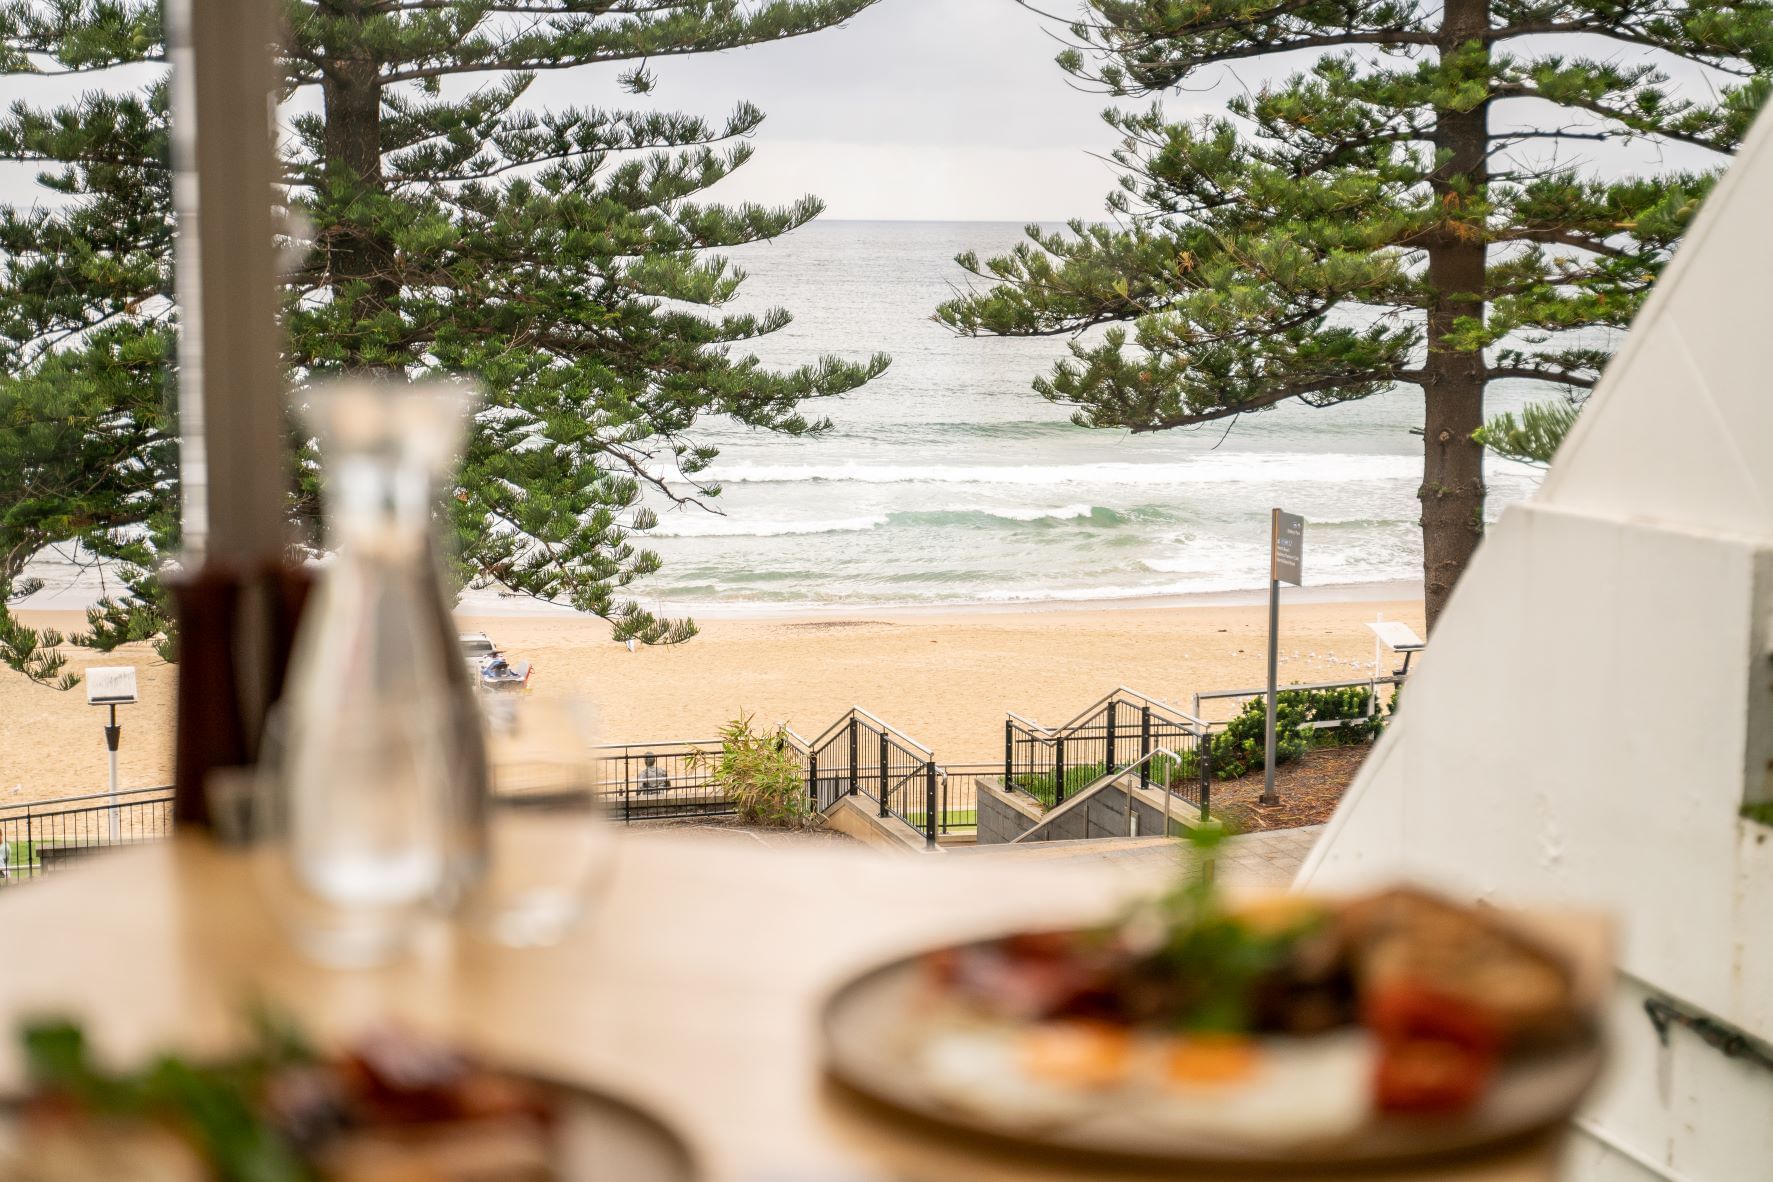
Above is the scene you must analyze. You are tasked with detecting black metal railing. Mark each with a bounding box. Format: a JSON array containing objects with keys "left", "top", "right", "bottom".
[
  {"left": 804, "top": 708, "right": 938, "bottom": 848},
  {"left": 935, "top": 765, "right": 994, "bottom": 837},
  {"left": 1005, "top": 688, "right": 1212, "bottom": 820},
  {"left": 0, "top": 786, "right": 176, "bottom": 882},
  {"left": 1, "top": 707, "right": 980, "bottom": 867},
  {"left": 597, "top": 740, "right": 736, "bottom": 822}
]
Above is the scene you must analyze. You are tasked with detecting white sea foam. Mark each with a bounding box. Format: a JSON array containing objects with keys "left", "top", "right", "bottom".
[
  {"left": 972, "top": 576, "right": 1280, "bottom": 603},
  {"left": 701, "top": 453, "right": 1418, "bottom": 487},
  {"left": 648, "top": 503, "right": 1111, "bottom": 539},
  {"left": 987, "top": 502, "right": 1097, "bottom": 521},
  {"left": 650, "top": 513, "right": 892, "bottom": 538},
  {"left": 1140, "top": 554, "right": 1253, "bottom": 575}
]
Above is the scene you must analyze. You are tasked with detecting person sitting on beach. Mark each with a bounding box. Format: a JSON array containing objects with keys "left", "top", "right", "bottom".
[{"left": 638, "top": 753, "right": 670, "bottom": 793}]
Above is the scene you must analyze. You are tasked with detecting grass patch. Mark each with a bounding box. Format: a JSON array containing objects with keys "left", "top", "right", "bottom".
[{"left": 1743, "top": 801, "right": 1773, "bottom": 827}]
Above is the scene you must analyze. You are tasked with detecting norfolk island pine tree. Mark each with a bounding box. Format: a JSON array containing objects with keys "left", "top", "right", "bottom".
[
  {"left": 0, "top": 0, "right": 888, "bottom": 688},
  {"left": 939, "top": 0, "right": 1772, "bottom": 627}
]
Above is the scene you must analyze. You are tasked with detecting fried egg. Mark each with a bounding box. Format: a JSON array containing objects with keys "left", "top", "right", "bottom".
[
  {"left": 919, "top": 1022, "right": 1129, "bottom": 1127},
  {"left": 1146, "top": 1029, "right": 1377, "bottom": 1146}
]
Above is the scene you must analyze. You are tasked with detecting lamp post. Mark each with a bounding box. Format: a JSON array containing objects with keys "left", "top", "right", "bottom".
[{"left": 85, "top": 667, "right": 139, "bottom": 842}]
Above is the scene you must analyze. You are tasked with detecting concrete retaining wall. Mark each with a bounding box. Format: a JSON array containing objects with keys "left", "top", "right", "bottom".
[
  {"left": 822, "top": 794, "right": 933, "bottom": 853},
  {"left": 975, "top": 778, "right": 1042, "bottom": 845},
  {"left": 1016, "top": 782, "right": 1195, "bottom": 843},
  {"left": 978, "top": 772, "right": 1206, "bottom": 845}
]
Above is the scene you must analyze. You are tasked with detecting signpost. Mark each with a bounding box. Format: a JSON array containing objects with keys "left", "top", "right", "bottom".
[
  {"left": 1264, "top": 510, "right": 1303, "bottom": 806},
  {"left": 86, "top": 667, "right": 138, "bottom": 841}
]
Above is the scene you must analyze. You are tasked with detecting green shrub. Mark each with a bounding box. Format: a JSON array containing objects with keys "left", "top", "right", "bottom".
[
  {"left": 1007, "top": 685, "right": 1391, "bottom": 799},
  {"left": 1291, "top": 686, "right": 1384, "bottom": 747},
  {"left": 689, "top": 713, "right": 812, "bottom": 829},
  {"left": 1204, "top": 687, "right": 1385, "bottom": 780}
]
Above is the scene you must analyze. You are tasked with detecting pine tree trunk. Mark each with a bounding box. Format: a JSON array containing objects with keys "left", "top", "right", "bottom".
[
  {"left": 1419, "top": 0, "right": 1491, "bottom": 631},
  {"left": 320, "top": 6, "right": 396, "bottom": 365}
]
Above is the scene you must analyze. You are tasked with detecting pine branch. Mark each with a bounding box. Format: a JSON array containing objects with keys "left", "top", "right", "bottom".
[
  {"left": 0, "top": 589, "right": 79, "bottom": 690},
  {"left": 1476, "top": 398, "right": 1585, "bottom": 463},
  {"left": 1485, "top": 365, "right": 1598, "bottom": 387}
]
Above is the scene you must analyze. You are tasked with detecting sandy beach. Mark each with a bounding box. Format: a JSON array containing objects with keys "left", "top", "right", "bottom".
[{"left": 1, "top": 588, "right": 1423, "bottom": 803}]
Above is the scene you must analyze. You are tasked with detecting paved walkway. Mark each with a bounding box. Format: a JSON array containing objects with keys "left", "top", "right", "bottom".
[
  {"left": 625, "top": 819, "right": 861, "bottom": 852},
  {"left": 623, "top": 819, "right": 1325, "bottom": 889},
  {"left": 951, "top": 825, "right": 1324, "bottom": 891}
]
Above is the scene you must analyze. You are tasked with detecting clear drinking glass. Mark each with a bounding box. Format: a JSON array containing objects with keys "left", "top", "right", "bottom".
[{"left": 458, "top": 695, "right": 617, "bottom": 948}]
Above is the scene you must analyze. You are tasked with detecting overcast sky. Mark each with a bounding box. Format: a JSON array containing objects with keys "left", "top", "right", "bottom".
[
  {"left": 529, "top": 0, "right": 1141, "bottom": 222},
  {"left": 0, "top": 0, "right": 1724, "bottom": 222},
  {"left": 540, "top": 0, "right": 1718, "bottom": 222}
]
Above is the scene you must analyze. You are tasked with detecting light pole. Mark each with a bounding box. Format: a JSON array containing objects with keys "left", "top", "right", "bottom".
[{"left": 85, "top": 667, "right": 138, "bottom": 841}]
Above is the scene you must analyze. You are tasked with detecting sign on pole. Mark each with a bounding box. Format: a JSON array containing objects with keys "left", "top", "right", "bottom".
[
  {"left": 85, "top": 666, "right": 138, "bottom": 705},
  {"left": 1272, "top": 509, "right": 1304, "bottom": 587},
  {"left": 1264, "top": 510, "right": 1303, "bottom": 806}
]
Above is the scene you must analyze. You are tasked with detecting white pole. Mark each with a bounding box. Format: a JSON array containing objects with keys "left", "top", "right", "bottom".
[
  {"left": 1372, "top": 611, "right": 1384, "bottom": 718},
  {"left": 105, "top": 704, "right": 121, "bottom": 842}
]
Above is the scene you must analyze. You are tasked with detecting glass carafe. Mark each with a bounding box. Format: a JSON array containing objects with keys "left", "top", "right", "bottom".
[{"left": 269, "top": 380, "right": 487, "bottom": 963}]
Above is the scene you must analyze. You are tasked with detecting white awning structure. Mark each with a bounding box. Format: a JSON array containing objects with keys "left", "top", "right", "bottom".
[{"left": 1300, "top": 106, "right": 1773, "bottom": 1180}]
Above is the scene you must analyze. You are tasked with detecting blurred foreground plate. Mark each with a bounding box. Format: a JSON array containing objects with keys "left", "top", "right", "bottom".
[
  {"left": 822, "top": 930, "right": 1607, "bottom": 1171},
  {"left": 1, "top": 1075, "right": 696, "bottom": 1182},
  {"left": 545, "top": 1079, "right": 698, "bottom": 1182}
]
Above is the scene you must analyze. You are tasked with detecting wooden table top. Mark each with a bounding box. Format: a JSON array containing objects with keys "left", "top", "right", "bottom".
[{"left": 0, "top": 831, "right": 1577, "bottom": 1181}]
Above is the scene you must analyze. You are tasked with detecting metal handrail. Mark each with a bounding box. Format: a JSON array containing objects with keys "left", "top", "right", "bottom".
[
  {"left": 2, "top": 799, "right": 174, "bottom": 826},
  {"left": 852, "top": 706, "right": 935, "bottom": 756},
  {"left": 597, "top": 739, "right": 719, "bottom": 755},
  {"left": 1099, "top": 745, "right": 1195, "bottom": 838},
  {"left": 1010, "top": 689, "right": 1210, "bottom": 743},
  {"left": 877, "top": 765, "right": 926, "bottom": 810},
  {"left": 1049, "top": 686, "right": 1128, "bottom": 733},
  {"left": 1056, "top": 686, "right": 1195, "bottom": 733},
  {"left": 1191, "top": 675, "right": 1404, "bottom": 729},
  {"left": 809, "top": 705, "right": 934, "bottom": 757},
  {"left": 1192, "top": 674, "right": 1405, "bottom": 707},
  {"left": 848, "top": 757, "right": 941, "bottom": 849},
  {"left": 0, "top": 785, "right": 174, "bottom": 818},
  {"left": 1009, "top": 744, "right": 1194, "bottom": 843}
]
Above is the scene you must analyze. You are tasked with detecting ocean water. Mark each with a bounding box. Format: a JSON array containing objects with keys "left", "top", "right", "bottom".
[
  {"left": 616, "top": 220, "right": 1547, "bottom": 613},
  {"left": 17, "top": 220, "right": 1550, "bottom": 616}
]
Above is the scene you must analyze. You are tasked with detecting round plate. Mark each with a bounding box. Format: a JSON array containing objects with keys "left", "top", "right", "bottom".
[
  {"left": 546, "top": 1078, "right": 698, "bottom": 1182},
  {"left": 1, "top": 1075, "right": 695, "bottom": 1182},
  {"left": 821, "top": 939, "right": 1604, "bottom": 1170}
]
